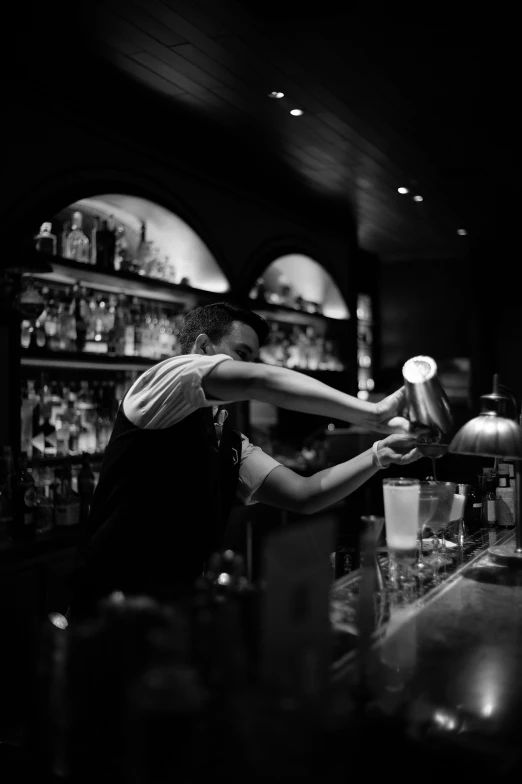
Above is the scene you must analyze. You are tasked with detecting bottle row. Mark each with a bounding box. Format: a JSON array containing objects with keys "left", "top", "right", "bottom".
[
  {"left": 0, "top": 448, "right": 98, "bottom": 543},
  {"left": 21, "top": 374, "right": 131, "bottom": 459},
  {"left": 458, "top": 465, "right": 517, "bottom": 531},
  {"left": 259, "top": 320, "right": 345, "bottom": 371},
  {"left": 21, "top": 280, "right": 186, "bottom": 359},
  {"left": 472, "top": 465, "right": 517, "bottom": 528},
  {"left": 249, "top": 275, "right": 323, "bottom": 315},
  {"left": 21, "top": 279, "right": 346, "bottom": 371},
  {"left": 34, "top": 211, "right": 189, "bottom": 285}
]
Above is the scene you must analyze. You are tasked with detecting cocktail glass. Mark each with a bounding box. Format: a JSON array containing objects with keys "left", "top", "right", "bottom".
[
  {"left": 421, "top": 481, "right": 457, "bottom": 567},
  {"left": 382, "top": 477, "right": 420, "bottom": 585}
]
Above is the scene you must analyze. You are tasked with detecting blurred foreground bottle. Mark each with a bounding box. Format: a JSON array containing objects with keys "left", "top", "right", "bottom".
[
  {"left": 10, "top": 452, "right": 36, "bottom": 541},
  {"left": 0, "top": 446, "right": 14, "bottom": 541},
  {"left": 34, "top": 222, "right": 57, "bottom": 255}
]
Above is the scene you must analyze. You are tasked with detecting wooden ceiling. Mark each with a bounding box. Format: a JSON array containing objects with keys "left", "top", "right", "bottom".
[{"left": 14, "top": 2, "right": 516, "bottom": 262}]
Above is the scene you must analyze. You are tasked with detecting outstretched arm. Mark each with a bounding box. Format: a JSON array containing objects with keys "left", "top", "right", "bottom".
[
  {"left": 203, "top": 360, "right": 416, "bottom": 435},
  {"left": 252, "top": 434, "right": 421, "bottom": 515}
]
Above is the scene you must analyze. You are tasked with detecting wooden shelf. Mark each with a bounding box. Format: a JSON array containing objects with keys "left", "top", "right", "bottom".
[
  {"left": 25, "top": 251, "right": 225, "bottom": 306},
  {"left": 250, "top": 299, "right": 350, "bottom": 330},
  {"left": 21, "top": 350, "right": 157, "bottom": 372}
]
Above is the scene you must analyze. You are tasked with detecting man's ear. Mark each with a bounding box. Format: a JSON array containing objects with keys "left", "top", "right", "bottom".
[{"left": 194, "top": 333, "right": 215, "bottom": 355}]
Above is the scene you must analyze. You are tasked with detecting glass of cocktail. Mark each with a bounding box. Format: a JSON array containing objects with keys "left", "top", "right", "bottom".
[
  {"left": 421, "top": 480, "right": 457, "bottom": 566},
  {"left": 382, "top": 477, "right": 420, "bottom": 584}
]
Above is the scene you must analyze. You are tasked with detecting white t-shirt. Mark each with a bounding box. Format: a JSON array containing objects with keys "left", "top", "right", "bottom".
[{"left": 123, "top": 354, "right": 282, "bottom": 505}]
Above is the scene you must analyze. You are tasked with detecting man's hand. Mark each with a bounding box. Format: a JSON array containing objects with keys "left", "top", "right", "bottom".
[
  {"left": 371, "top": 386, "right": 429, "bottom": 435},
  {"left": 374, "top": 434, "right": 423, "bottom": 467}
]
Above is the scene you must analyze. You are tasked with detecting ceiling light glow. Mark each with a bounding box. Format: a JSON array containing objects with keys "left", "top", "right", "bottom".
[
  {"left": 290, "top": 109, "right": 304, "bottom": 116},
  {"left": 457, "top": 229, "right": 468, "bottom": 236},
  {"left": 413, "top": 195, "right": 423, "bottom": 202},
  {"left": 398, "top": 186, "right": 409, "bottom": 194},
  {"left": 268, "top": 91, "right": 284, "bottom": 99}
]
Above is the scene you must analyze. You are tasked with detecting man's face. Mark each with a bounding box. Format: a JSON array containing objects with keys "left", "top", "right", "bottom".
[{"left": 212, "top": 321, "right": 260, "bottom": 362}]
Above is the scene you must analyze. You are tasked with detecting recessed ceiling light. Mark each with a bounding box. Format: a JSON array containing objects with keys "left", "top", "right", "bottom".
[
  {"left": 457, "top": 228, "right": 468, "bottom": 236},
  {"left": 268, "top": 91, "right": 284, "bottom": 99},
  {"left": 398, "top": 186, "right": 409, "bottom": 194},
  {"left": 290, "top": 109, "right": 304, "bottom": 116},
  {"left": 413, "top": 195, "right": 423, "bottom": 202}
]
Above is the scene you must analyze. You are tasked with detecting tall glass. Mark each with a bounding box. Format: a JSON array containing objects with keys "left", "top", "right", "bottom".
[
  {"left": 415, "top": 483, "right": 441, "bottom": 574},
  {"left": 382, "top": 478, "right": 420, "bottom": 584},
  {"left": 421, "top": 480, "right": 457, "bottom": 566}
]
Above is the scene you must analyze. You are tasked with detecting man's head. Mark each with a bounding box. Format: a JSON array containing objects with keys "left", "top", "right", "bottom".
[{"left": 178, "top": 302, "right": 269, "bottom": 362}]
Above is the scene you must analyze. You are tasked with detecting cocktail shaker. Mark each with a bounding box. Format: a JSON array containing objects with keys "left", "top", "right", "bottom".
[{"left": 402, "top": 355, "right": 453, "bottom": 440}]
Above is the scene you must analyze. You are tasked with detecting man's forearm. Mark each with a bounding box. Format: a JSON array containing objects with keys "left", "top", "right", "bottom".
[
  {"left": 251, "top": 364, "right": 375, "bottom": 426},
  {"left": 299, "top": 448, "right": 380, "bottom": 514}
]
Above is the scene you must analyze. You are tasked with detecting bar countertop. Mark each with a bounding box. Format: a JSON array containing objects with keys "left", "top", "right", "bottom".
[{"left": 329, "top": 526, "right": 522, "bottom": 775}]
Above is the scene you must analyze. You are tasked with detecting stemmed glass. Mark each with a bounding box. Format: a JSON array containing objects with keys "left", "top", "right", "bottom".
[{"left": 422, "top": 480, "right": 457, "bottom": 567}]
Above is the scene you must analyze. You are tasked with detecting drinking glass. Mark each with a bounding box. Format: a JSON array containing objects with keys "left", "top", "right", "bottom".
[
  {"left": 415, "top": 483, "right": 440, "bottom": 574},
  {"left": 421, "top": 481, "right": 457, "bottom": 567},
  {"left": 382, "top": 478, "right": 420, "bottom": 584},
  {"left": 450, "top": 493, "right": 466, "bottom": 548}
]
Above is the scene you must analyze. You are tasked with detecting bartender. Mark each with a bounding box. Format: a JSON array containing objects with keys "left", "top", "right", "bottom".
[{"left": 69, "top": 302, "right": 423, "bottom": 619}]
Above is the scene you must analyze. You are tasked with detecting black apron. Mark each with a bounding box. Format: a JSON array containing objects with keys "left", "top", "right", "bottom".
[{"left": 69, "top": 402, "right": 242, "bottom": 615}]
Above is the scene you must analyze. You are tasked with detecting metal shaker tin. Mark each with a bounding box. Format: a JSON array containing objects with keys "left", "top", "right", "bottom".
[{"left": 402, "top": 355, "right": 453, "bottom": 437}]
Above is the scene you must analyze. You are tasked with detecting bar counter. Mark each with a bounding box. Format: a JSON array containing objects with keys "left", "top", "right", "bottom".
[{"left": 329, "top": 524, "right": 522, "bottom": 777}]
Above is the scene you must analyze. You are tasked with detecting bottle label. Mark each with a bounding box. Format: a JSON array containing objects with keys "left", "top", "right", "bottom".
[
  {"left": 486, "top": 499, "right": 497, "bottom": 524},
  {"left": 473, "top": 503, "right": 481, "bottom": 508},
  {"left": 496, "top": 493, "right": 515, "bottom": 525},
  {"left": 24, "top": 511, "right": 34, "bottom": 526}
]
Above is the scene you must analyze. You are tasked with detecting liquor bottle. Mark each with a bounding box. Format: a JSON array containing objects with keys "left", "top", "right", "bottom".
[
  {"left": 62, "top": 392, "right": 81, "bottom": 454},
  {"left": 34, "top": 222, "right": 57, "bottom": 255},
  {"left": 21, "top": 380, "right": 41, "bottom": 458},
  {"left": 78, "top": 453, "right": 95, "bottom": 527},
  {"left": 121, "top": 297, "right": 135, "bottom": 357},
  {"left": 65, "top": 211, "right": 90, "bottom": 263},
  {"left": 77, "top": 381, "right": 97, "bottom": 453},
  {"left": 136, "top": 221, "right": 153, "bottom": 275},
  {"left": 10, "top": 452, "right": 37, "bottom": 541},
  {"left": 164, "top": 255, "right": 176, "bottom": 283},
  {"left": 59, "top": 220, "right": 69, "bottom": 257},
  {"left": 96, "top": 218, "right": 116, "bottom": 271},
  {"left": 107, "top": 299, "right": 126, "bottom": 355},
  {"left": 482, "top": 477, "right": 497, "bottom": 527},
  {"left": 496, "top": 476, "right": 515, "bottom": 527},
  {"left": 90, "top": 216, "right": 98, "bottom": 266},
  {"left": 461, "top": 482, "right": 481, "bottom": 532},
  {"left": 43, "top": 291, "right": 61, "bottom": 350},
  {"left": 40, "top": 385, "right": 57, "bottom": 456},
  {"left": 70, "top": 284, "right": 89, "bottom": 352},
  {"left": 114, "top": 224, "right": 128, "bottom": 271},
  {"left": 85, "top": 294, "right": 109, "bottom": 354}
]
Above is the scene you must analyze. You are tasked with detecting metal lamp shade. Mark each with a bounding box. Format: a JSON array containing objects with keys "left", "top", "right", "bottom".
[
  {"left": 449, "top": 414, "right": 522, "bottom": 460},
  {"left": 448, "top": 374, "right": 522, "bottom": 565}
]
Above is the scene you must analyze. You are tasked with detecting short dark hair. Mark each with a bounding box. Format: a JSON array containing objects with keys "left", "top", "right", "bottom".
[{"left": 178, "top": 301, "right": 269, "bottom": 354}]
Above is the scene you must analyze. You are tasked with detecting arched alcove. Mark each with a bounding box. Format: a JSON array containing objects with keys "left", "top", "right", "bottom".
[
  {"left": 52, "top": 194, "right": 230, "bottom": 293},
  {"left": 250, "top": 254, "right": 350, "bottom": 320}
]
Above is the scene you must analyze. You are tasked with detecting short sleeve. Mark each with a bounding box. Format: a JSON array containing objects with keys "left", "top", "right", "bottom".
[
  {"left": 236, "top": 434, "right": 282, "bottom": 506},
  {"left": 123, "top": 353, "right": 233, "bottom": 429}
]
